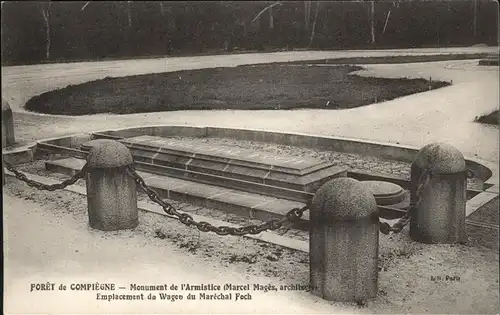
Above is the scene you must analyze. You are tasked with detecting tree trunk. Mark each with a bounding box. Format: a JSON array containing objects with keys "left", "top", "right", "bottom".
[
  {"left": 159, "top": 1, "right": 164, "bottom": 17},
  {"left": 370, "top": 1, "right": 375, "bottom": 45},
  {"left": 126, "top": 1, "right": 133, "bottom": 55},
  {"left": 308, "top": 1, "right": 320, "bottom": 47},
  {"left": 437, "top": 14, "right": 440, "bottom": 48},
  {"left": 166, "top": 6, "right": 175, "bottom": 53},
  {"left": 41, "top": 3, "right": 51, "bottom": 60},
  {"left": 382, "top": 10, "right": 391, "bottom": 34},
  {"left": 166, "top": 5, "right": 175, "bottom": 30},
  {"left": 127, "top": 1, "right": 132, "bottom": 28},
  {"left": 269, "top": 5, "right": 274, "bottom": 29},
  {"left": 159, "top": 2, "right": 171, "bottom": 54},
  {"left": 304, "top": 1, "right": 311, "bottom": 29},
  {"left": 473, "top": 0, "right": 477, "bottom": 41}
]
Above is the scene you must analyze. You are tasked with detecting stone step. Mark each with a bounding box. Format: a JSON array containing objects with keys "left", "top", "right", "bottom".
[
  {"left": 45, "top": 157, "right": 309, "bottom": 228},
  {"left": 44, "top": 156, "right": 411, "bottom": 220},
  {"left": 39, "top": 141, "right": 314, "bottom": 203},
  {"left": 80, "top": 135, "right": 347, "bottom": 194}
]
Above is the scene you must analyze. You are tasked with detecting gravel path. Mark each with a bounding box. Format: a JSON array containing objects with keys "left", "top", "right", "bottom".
[
  {"left": 4, "top": 176, "right": 499, "bottom": 314},
  {"left": 3, "top": 47, "right": 497, "bottom": 113}
]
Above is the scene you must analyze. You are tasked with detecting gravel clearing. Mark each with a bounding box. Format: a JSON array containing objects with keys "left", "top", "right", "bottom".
[
  {"left": 3, "top": 134, "right": 497, "bottom": 314},
  {"left": 11, "top": 133, "right": 485, "bottom": 234},
  {"left": 4, "top": 174, "right": 499, "bottom": 314},
  {"left": 12, "top": 159, "right": 311, "bottom": 242},
  {"left": 3, "top": 49, "right": 498, "bottom": 314},
  {"left": 7, "top": 154, "right": 489, "bottom": 248}
]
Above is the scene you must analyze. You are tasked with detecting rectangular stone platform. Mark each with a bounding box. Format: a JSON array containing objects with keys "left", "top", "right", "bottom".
[
  {"left": 45, "top": 157, "right": 309, "bottom": 227},
  {"left": 44, "top": 157, "right": 412, "bottom": 228},
  {"left": 81, "top": 135, "right": 347, "bottom": 194},
  {"left": 122, "top": 135, "right": 329, "bottom": 173}
]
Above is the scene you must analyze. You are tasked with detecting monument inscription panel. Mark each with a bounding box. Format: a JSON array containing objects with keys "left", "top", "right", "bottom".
[{"left": 112, "top": 135, "right": 347, "bottom": 194}]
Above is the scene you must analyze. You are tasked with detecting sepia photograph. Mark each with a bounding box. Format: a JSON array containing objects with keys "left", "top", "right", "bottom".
[{"left": 2, "top": 0, "right": 499, "bottom": 314}]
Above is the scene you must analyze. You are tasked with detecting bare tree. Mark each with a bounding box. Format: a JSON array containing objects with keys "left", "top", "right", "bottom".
[
  {"left": 82, "top": 1, "right": 133, "bottom": 28},
  {"left": 304, "top": 0, "right": 311, "bottom": 30},
  {"left": 40, "top": 2, "right": 52, "bottom": 60},
  {"left": 127, "top": 1, "right": 132, "bottom": 28},
  {"left": 251, "top": 1, "right": 282, "bottom": 23},
  {"left": 269, "top": 5, "right": 274, "bottom": 29},
  {"left": 472, "top": 0, "right": 477, "bottom": 40},
  {"left": 382, "top": 10, "right": 391, "bottom": 34},
  {"left": 308, "top": 1, "right": 320, "bottom": 47},
  {"left": 159, "top": 1, "right": 165, "bottom": 17},
  {"left": 81, "top": 1, "right": 90, "bottom": 12},
  {"left": 370, "top": 1, "right": 375, "bottom": 44},
  {"left": 251, "top": 1, "right": 322, "bottom": 48}
]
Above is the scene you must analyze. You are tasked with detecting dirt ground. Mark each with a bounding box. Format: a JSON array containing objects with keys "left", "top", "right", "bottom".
[{"left": 3, "top": 176, "right": 499, "bottom": 314}]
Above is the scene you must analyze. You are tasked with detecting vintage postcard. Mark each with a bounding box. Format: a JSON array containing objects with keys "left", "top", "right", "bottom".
[{"left": 2, "top": 1, "right": 499, "bottom": 314}]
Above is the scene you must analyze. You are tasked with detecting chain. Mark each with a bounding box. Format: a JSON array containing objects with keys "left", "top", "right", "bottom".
[
  {"left": 379, "top": 168, "right": 431, "bottom": 235},
  {"left": 379, "top": 167, "right": 474, "bottom": 234},
  {"left": 4, "top": 155, "right": 473, "bottom": 237},
  {"left": 466, "top": 169, "right": 475, "bottom": 179},
  {"left": 126, "top": 165, "right": 309, "bottom": 236},
  {"left": 3, "top": 159, "right": 87, "bottom": 191}
]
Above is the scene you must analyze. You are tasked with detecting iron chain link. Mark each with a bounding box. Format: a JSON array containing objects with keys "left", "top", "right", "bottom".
[
  {"left": 379, "top": 168, "right": 431, "bottom": 235},
  {"left": 379, "top": 167, "right": 473, "bottom": 234},
  {"left": 3, "top": 160, "right": 88, "bottom": 191},
  {"left": 4, "top": 156, "right": 474, "bottom": 237},
  {"left": 126, "top": 165, "right": 308, "bottom": 236}
]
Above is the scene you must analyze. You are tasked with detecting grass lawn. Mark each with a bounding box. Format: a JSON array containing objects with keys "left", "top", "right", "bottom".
[
  {"left": 475, "top": 110, "right": 499, "bottom": 125},
  {"left": 25, "top": 64, "right": 450, "bottom": 115}
]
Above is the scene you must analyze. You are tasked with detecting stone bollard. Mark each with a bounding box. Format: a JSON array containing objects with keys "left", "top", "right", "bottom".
[
  {"left": 2, "top": 98, "right": 15, "bottom": 148},
  {"left": 85, "top": 139, "right": 138, "bottom": 231},
  {"left": 410, "top": 142, "right": 467, "bottom": 244},
  {"left": 310, "top": 177, "right": 379, "bottom": 303}
]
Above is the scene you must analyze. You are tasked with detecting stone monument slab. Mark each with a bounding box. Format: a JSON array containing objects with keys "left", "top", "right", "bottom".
[
  {"left": 119, "top": 135, "right": 330, "bottom": 175},
  {"left": 82, "top": 135, "right": 347, "bottom": 194}
]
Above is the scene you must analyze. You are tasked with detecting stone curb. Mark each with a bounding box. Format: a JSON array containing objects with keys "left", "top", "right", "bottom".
[
  {"left": 466, "top": 191, "right": 499, "bottom": 217},
  {"left": 59, "top": 124, "right": 497, "bottom": 185},
  {"left": 3, "top": 125, "right": 497, "bottom": 198},
  {"left": 3, "top": 125, "right": 497, "bottom": 228},
  {"left": 20, "top": 123, "right": 494, "bottom": 186}
]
